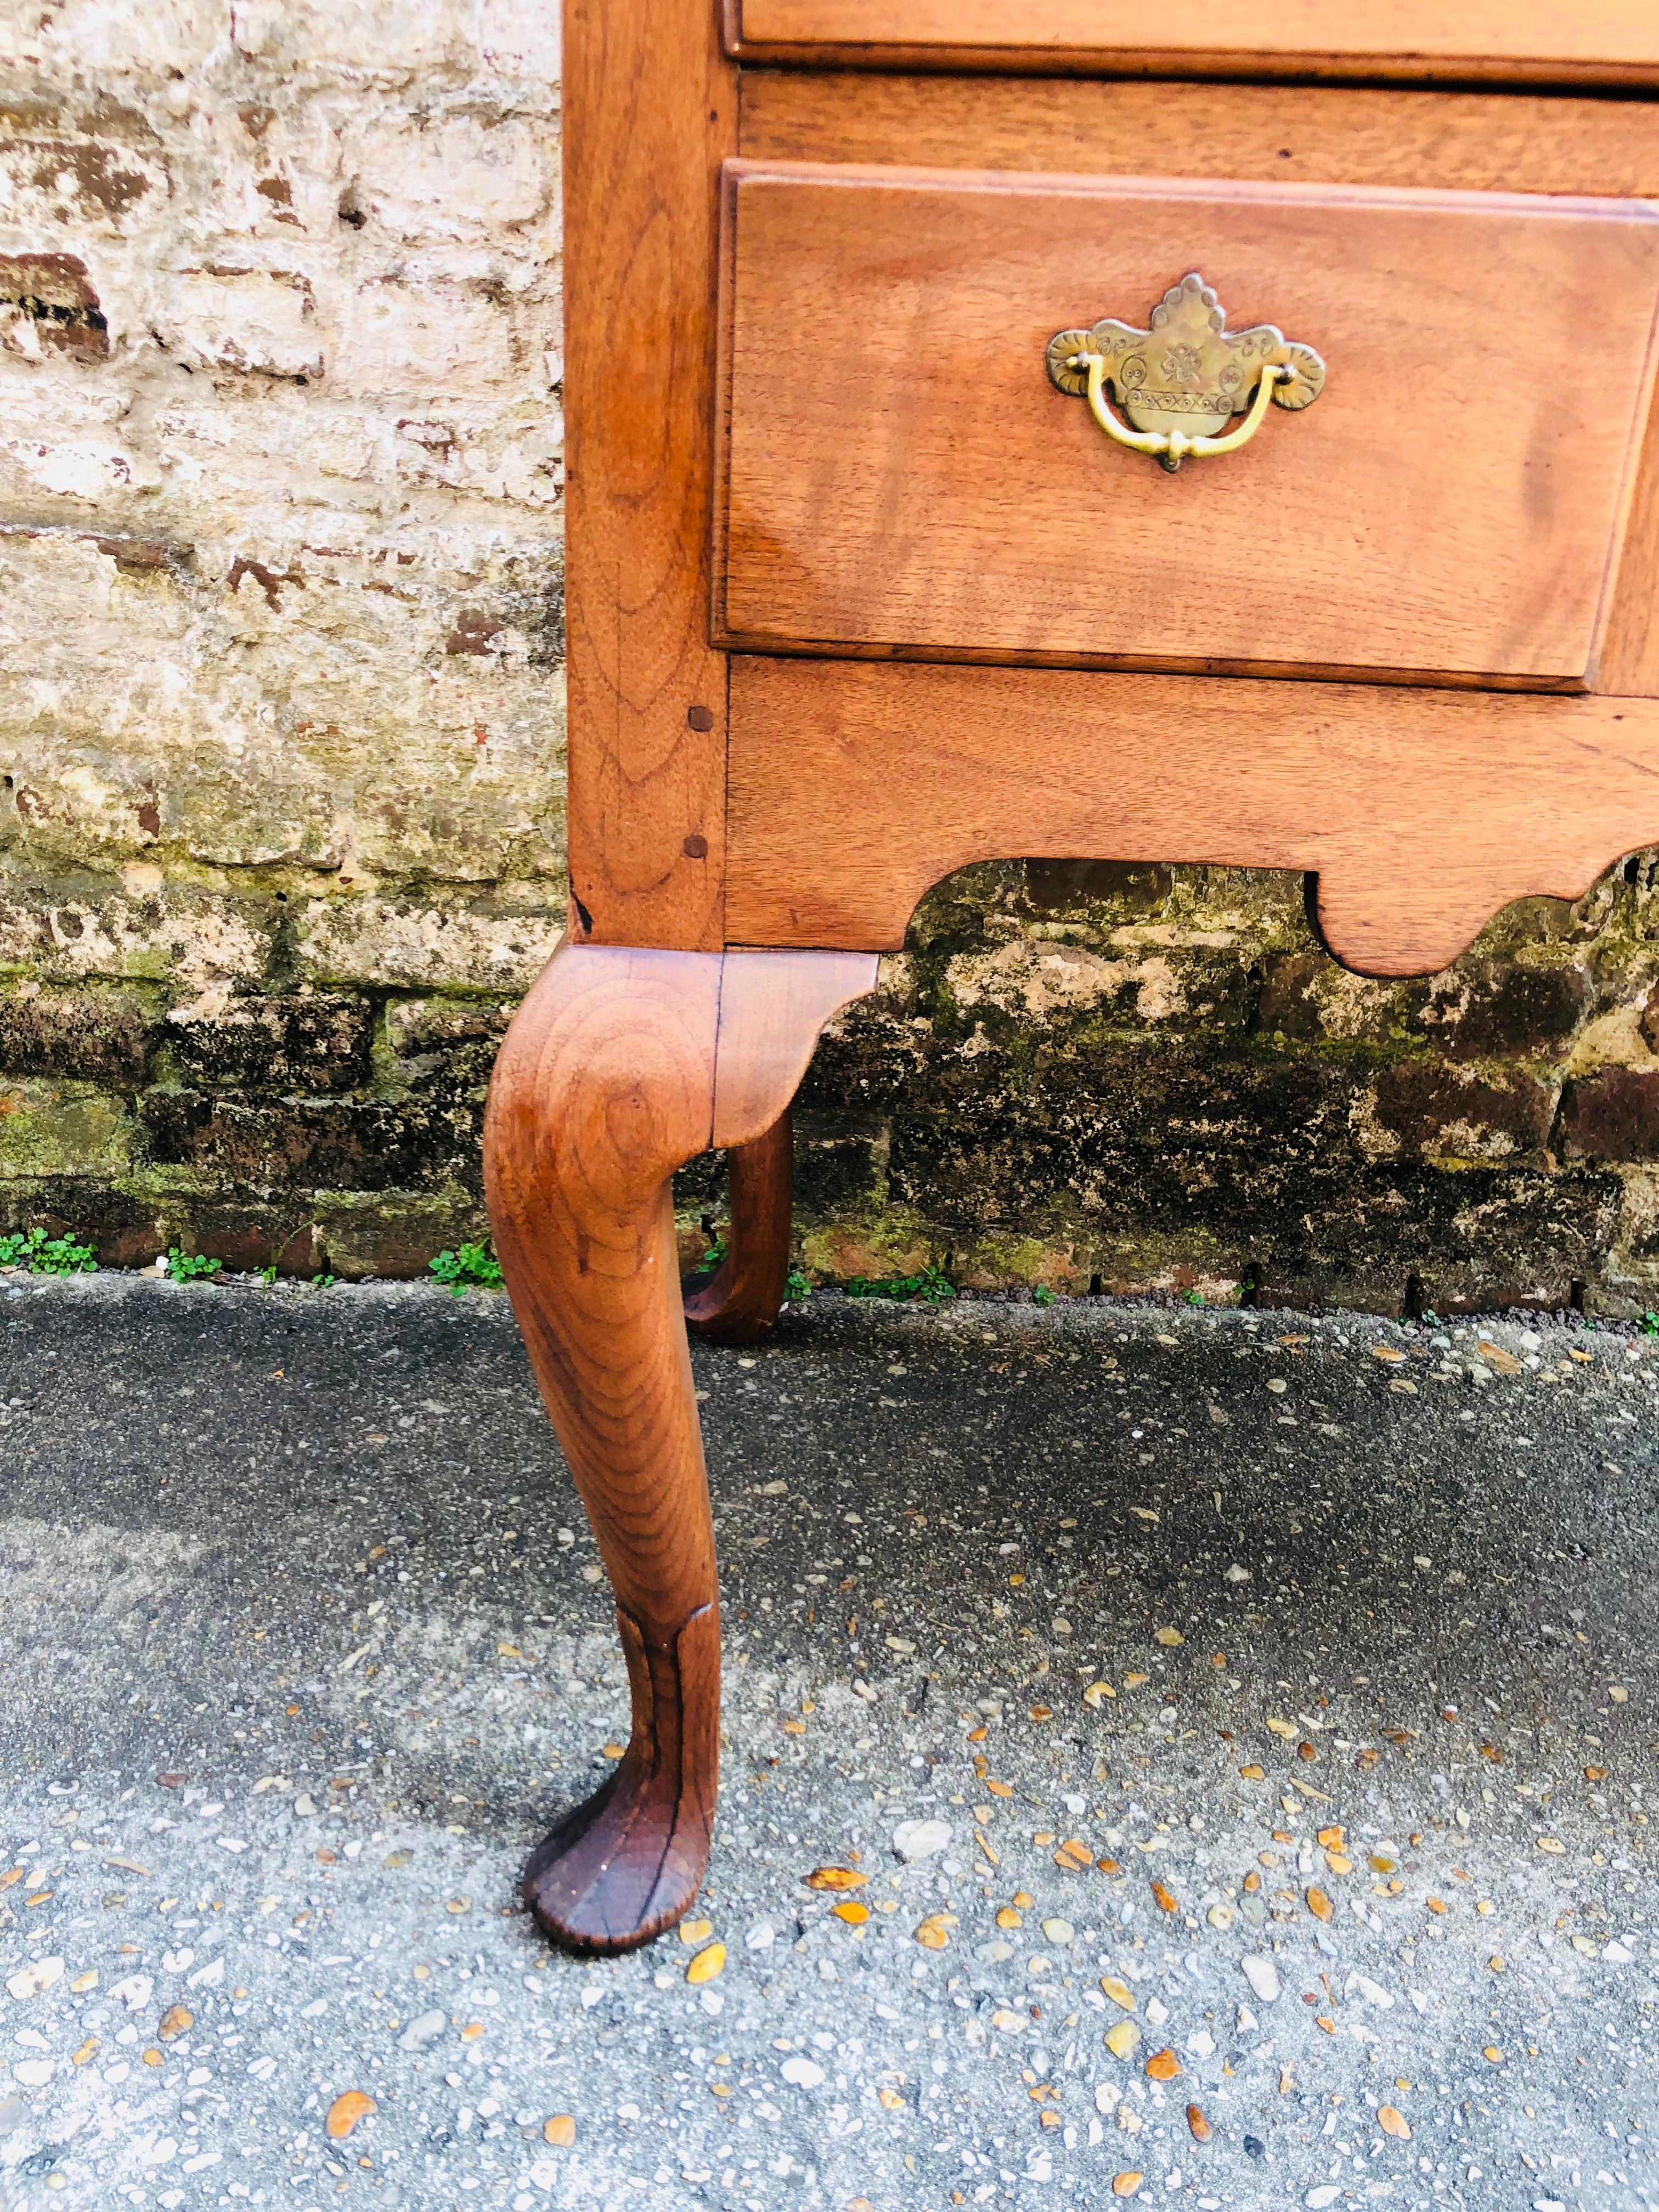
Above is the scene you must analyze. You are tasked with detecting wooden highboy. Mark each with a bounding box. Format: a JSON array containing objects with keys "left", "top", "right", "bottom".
[{"left": 485, "top": 0, "right": 1659, "bottom": 1950}]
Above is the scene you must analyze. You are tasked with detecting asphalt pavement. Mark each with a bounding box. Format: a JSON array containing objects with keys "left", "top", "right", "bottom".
[{"left": 0, "top": 1274, "right": 1654, "bottom": 2212}]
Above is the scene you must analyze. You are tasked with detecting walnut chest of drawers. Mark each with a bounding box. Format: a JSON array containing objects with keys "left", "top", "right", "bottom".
[{"left": 483, "top": 0, "right": 1659, "bottom": 1950}]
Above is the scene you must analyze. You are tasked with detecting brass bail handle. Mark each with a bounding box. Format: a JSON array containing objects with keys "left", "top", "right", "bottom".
[{"left": 1047, "top": 271, "right": 1325, "bottom": 474}]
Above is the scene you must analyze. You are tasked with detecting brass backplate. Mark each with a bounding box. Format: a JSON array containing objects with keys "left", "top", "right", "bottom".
[{"left": 1048, "top": 271, "right": 1325, "bottom": 447}]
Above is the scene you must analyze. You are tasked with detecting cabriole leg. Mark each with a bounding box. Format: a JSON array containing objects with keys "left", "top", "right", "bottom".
[
  {"left": 484, "top": 941, "right": 878, "bottom": 1950},
  {"left": 484, "top": 943, "right": 724, "bottom": 1951}
]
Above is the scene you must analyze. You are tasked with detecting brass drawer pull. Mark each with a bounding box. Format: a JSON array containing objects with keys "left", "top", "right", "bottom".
[{"left": 1047, "top": 271, "right": 1324, "bottom": 473}]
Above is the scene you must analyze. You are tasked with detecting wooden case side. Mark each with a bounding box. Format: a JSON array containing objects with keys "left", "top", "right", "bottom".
[{"left": 563, "top": 0, "right": 735, "bottom": 951}]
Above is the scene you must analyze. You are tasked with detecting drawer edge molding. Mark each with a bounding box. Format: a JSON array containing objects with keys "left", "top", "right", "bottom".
[{"left": 726, "top": 0, "right": 1659, "bottom": 88}]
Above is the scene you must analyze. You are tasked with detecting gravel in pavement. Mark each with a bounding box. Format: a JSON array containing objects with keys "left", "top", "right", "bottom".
[{"left": 0, "top": 1276, "right": 1654, "bottom": 2212}]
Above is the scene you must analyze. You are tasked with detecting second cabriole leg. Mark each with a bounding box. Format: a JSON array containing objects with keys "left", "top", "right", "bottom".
[{"left": 683, "top": 1108, "right": 795, "bottom": 1346}]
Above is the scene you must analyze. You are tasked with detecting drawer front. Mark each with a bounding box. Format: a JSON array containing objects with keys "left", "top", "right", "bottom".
[
  {"left": 718, "top": 165, "right": 1659, "bottom": 688},
  {"left": 730, "top": 1, "right": 1659, "bottom": 81}
]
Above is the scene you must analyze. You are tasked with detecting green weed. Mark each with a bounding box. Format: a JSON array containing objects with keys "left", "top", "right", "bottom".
[
  {"left": 785, "top": 1266, "right": 813, "bottom": 1302},
  {"left": 845, "top": 1263, "right": 956, "bottom": 1305},
  {"left": 0, "top": 1227, "right": 97, "bottom": 1277},
  {"left": 1031, "top": 1284, "right": 1057, "bottom": 1307},
  {"left": 428, "top": 1241, "right": 504, "bottom": 1296},
  {"left": 163, "top": 1248, "right": 222, "bottom": 1283}
]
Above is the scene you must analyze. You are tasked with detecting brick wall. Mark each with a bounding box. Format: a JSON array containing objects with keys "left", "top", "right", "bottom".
[
  {"left": 0, "top": 0, "right": 563, "bottom": 1273},
  {"left": 2, "top": 8, "right": 1658, "bottom": 1313}
]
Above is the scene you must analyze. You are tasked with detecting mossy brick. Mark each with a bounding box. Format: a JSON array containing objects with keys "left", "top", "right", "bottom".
[
  {"left": 0, "top": 1079, "right": 134, "bottom": 1176},
  {"left": 0, "top": 984, "right": 155, "bottom": 1083},
  {"left": 165, "top": 993, "right": 374, "bottom": 1093},
  {"left": 139, "top": 1092, "right": 481, "bottom": 1193},
  {"left": 1414, "top": 959, "right": 1595, "bottom": 1062},
  {"left": 306, "top": 1187, "right": 491, "bottom": 1279}
]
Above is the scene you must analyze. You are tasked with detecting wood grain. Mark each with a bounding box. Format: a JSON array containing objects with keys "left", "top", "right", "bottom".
[
  {"left": 725, "top": 657, "right": 1659, "bottom": 977},
  {"left": 712, "top": 948, "right": 881, "bottom": 1145},
  {"left": 740, "top": 72, "right": 1659, "bottom": 200},
  {"left": 485, "top": 945, "right": 723, "bottom": 1949},
  {"left": 730, "top": 0, "right": 1659, "bottom": 86},
  {"left": 736, "top": 82, "right": 1659, "bottom": 703},
  {"left": 562, "top": 0, "right": 734, "bottom": 951},
  {"left": 1600, "top": 358, "right": 1659, "bottom": 698},
  {"left": 718, "top": 165, "right": 1659, "bottom": 689},
  {"left": 483, "top": 940, "right": 879, "bottom": 1948}
]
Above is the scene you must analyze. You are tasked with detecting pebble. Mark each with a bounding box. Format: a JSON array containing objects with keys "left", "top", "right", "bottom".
[
  {"left": 1104, "top": 2019, "right": 1140, "bottom": 2059},
  {"left": 780, "top": 2056, "right": 824, "bottom": 2089},
  {"left": 1241, "top": 1957, "right": 1281, "bottom": 2003},
  {"left": 1100, "top": 1976, "right": 1136, "bottom": 2011},
  {"left": 543, "top": 2115, "right": 575, "bottom": 2147},
  {"left": 891, "top": 1819, "right": 952, "bottom": 1861},
  {"left": 324, "top": 2091, "right": 376, "bottom": 2142},
  {"left": 1041, "top": 1918, "right": 1073, "bottom": 1946},
  {"left": 5, "top": 1958, "right": 62, "bottom": 2002},
  {"left": 686, "top": 1943, "right": 725, "bottom": 1985},
  {"left": 398, "top": 2010, "right": 446, "bottom": 2052},
  {"left": 745, "top": 1921, "right": 777, "bottom": 1949}
]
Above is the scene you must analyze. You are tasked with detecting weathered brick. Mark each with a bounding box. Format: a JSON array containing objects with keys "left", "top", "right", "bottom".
[
  {"left": 1415, "top": 959, "right": 1594, "bottom": 1062},
  {"left": 1558, "top": 1068, "right": 1659, "bottom": 1163},
  {"left": 0, "top": 984, "right": 153, "bottom": 1082},
  {"left": 165, "top": 992, "right": 373, "bottom": 1093},
  {"left": 140, "top": 1091, "right": 479, "bottom": 1192},
  {"left": 154, "top": 269, "right": 321, "bottom": 380},
  {"left": 1372, "top": 1059, "right": 1556, "bottom": 1160}
]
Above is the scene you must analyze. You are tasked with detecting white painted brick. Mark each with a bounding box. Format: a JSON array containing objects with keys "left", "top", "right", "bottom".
[
  {"left": 0, "top": 0, "right": 223, "bottom": 74},
  {"left": 327, "top": 275, "right": 516, "bottom": 397},
  {"left": 352, "top": 113, "right": 550, "bottom": 240},
  {"left": 0, "top": 135, "right": 170, "bottom": 236},
  {"left": 154, "top": 268, "right": 323, "bottom": 379},
  {"left": 230, "top": 0, "right": 560, "bottom": 80}
]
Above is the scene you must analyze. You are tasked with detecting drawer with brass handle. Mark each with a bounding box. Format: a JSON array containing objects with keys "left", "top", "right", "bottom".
[{"left": 715, "top": 161, "right": 1659, "bottom": 689}]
